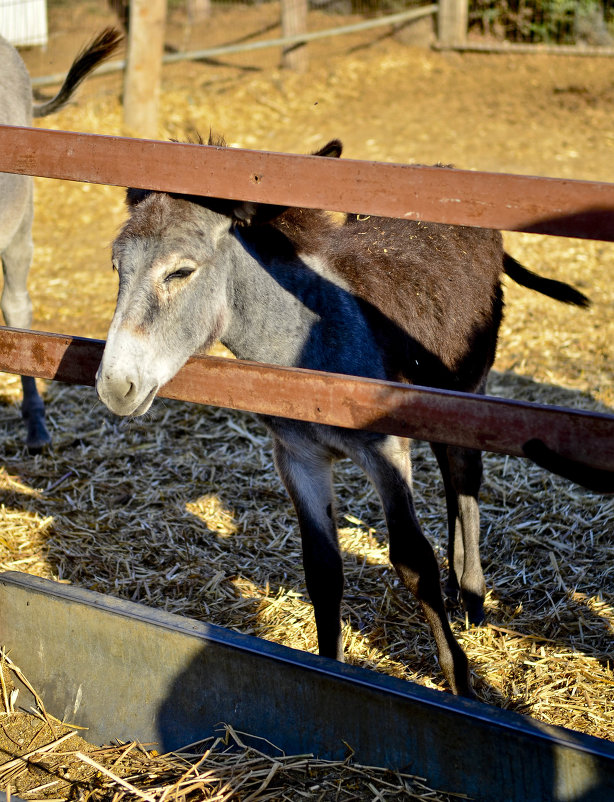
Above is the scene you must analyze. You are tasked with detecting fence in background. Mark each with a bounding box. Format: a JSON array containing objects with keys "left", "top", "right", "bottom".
[
  {"left": 28, "top": 4, "right": 438, "bottom": 89},
  {"left": 4, "top": 0, "right": 614, "bottom": 56},
  {"left": 440, "top": 0, "right": 614, "bottom": 53}
]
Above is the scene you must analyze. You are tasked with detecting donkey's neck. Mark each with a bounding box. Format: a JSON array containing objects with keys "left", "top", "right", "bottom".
[{"left": 221, "top": 232, "right": 382, "bottom": 378}]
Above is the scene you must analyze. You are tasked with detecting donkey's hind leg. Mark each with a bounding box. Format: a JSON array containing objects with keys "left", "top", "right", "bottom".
[
  {"left": 19, "top": 375, "right": 49, "bottom": 454},
  {"left": 272, "top": 436, "right": 344, "bottom": 661},
  {"left": 431, "top": 442, "right": 485, "bottom": 625},
  {"left": 1, "top": 199, "right": 51, "bottom": 453},
  {"left": 356, "top": 435, "right": 473, "bottom": 696}
]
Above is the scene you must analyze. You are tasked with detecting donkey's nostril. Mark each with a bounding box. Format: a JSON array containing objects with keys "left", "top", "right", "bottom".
[{"left": 102, "top": 374, "right": 137, "bottom": 402}]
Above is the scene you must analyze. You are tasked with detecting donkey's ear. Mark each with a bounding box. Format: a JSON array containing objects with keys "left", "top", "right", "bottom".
[
  {"left": 231, "top": 200, "right": 287, "bottom": 226},
  {"left": 232, "top": 201, "right": 259, "bottom": 224},
  {"left": 312, "top": 139, "right": 343, "bottom": 158},
  {"left": 228, "top": 139, "right": 342, "bottom": 225},
  {"left": 126, "top": 187, "right": 153, "bottom": 207}
]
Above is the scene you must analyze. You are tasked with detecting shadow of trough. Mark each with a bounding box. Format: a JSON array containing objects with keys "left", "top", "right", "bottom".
[{"left": 155, "top": 640, "right": 614, "bottom": 802}]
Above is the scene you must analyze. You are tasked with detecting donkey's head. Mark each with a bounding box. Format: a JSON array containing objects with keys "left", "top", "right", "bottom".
[
  {"left": 96, "top": 190, "right": 239, "bottom": 416},
  {"left": 96, "top": 138, "right": 343, "bottom": 417}
]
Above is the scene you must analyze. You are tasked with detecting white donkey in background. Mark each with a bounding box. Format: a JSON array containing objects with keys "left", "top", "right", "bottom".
[{"left": 0, "top": 27, "right": 121, "bottom": 451}]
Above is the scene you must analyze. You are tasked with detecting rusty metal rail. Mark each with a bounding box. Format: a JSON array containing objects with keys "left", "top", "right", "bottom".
[
  {"left": 1, "top": 327, "right": 612, "bottom": 471},
  {"left": 1, "top": 125, "right": 614, "bottom": 239}
]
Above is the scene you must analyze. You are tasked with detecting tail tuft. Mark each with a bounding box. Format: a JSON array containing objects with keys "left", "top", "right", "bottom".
[
  {"left": 33, "top": 27, "right": 122, "bottom": 118},
  {"left": 503, "top": 253, "right": 590, "bottom": 308}
]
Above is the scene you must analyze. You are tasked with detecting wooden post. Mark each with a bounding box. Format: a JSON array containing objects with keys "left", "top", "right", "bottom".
[
  {"left": 123, "top": 0, "right": 167, "bottom": 139},
  {"left": 438, "top": 0, "right": 468, "bottom": 47},
  {"left": 187, "top": 0, "right": 211, "bottom": 22},
  {"left": 281, "top": 0, "right": 308, "bottom": 72}
]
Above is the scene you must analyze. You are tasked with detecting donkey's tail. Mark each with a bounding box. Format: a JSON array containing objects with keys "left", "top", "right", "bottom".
[
  {"left": 503, "top": 253, "right": 590, "bottom": 308},
  {"left": 503, "top": 253, "right": 591, "bottom": 308},
  {"left": 33, "top": 27, "right": 122, "bottom": 118}
]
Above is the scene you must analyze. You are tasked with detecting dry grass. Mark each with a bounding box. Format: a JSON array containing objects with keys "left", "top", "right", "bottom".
[{"left": 0, "top": 2, "right": 612, "bottom": 790}]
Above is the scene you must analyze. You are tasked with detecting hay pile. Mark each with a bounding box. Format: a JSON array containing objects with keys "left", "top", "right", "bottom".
[
  {"left": 0, "top": 651, "right": 466, "bottom": 801},
  {"left": 0, "top": 0, "right": 612, "bottom": 773}
]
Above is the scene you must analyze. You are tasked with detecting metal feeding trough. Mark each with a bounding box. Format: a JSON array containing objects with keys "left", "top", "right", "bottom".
[{"left": 0, "top": 571, "right": 613, "bottom": 802}]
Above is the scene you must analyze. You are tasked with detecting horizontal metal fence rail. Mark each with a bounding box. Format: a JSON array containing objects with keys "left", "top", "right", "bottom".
[
  {"left": 1, "top": 328, "right": 612, "bottom": 471},
  {"left": 1, "top": 125, "right": 614, "bottom": 239}
]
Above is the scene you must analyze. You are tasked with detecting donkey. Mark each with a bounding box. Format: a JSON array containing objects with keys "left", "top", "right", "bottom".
[
  {"left": 96, "top": 139, "right": 589, "bottom": 696},
  {"left": 0, "top": 27, "right": 121, "bottom": 451}
]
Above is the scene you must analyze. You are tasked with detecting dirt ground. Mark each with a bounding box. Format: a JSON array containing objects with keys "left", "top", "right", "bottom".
[{"left": 0, "top": 0, "right": 612, "bottom": 774}]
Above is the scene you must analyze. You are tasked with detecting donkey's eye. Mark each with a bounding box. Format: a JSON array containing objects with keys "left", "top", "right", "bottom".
[{"left": 164, "top": 266, "right": 195, "bottom": 283}]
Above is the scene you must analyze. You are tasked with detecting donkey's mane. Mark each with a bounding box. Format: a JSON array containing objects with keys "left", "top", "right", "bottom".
[
  {"left": 206, "top": 132, "right": 227, "bottom": 148},
  {"left": 170, "top": 131, "right": 227, "bottom": 148}
]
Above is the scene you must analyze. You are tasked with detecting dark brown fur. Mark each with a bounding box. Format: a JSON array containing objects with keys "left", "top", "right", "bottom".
[{"left": 235, "top": 206, "right": 505, "bottom": 393}]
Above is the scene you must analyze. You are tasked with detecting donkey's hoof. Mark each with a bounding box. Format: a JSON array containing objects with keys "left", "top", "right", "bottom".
[
  {"left": 444, "top": 583, "right": 462, "bottom": 612},
  {"left": 461, "top": 591, "right": 486, "bottom": 627},
  {"left": 25, "top": 416, "right": 52, "bottom": 454}
]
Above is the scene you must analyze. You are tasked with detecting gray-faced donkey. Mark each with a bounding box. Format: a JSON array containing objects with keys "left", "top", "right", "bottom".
[
  {"left": 96, "top": 137, "right": 589, "bottom": 696},
  {"left": 0, "top": 27, "right": 121, "bottom": 451}
]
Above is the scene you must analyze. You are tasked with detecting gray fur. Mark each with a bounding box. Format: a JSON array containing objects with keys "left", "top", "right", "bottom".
[{"left": 0, "top": 28, "right": 121, "bottom": 451}]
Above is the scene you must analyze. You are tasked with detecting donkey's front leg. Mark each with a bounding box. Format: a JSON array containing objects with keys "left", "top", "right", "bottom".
[
  {"left": 272, "top": 436, "right": 344, "bottom": 660},
  {"left": 359, "top": 436, "right": 473, "bottom": 697},
  {"left": 21, "top": 375, "right": 50, "bottom": 454}
]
